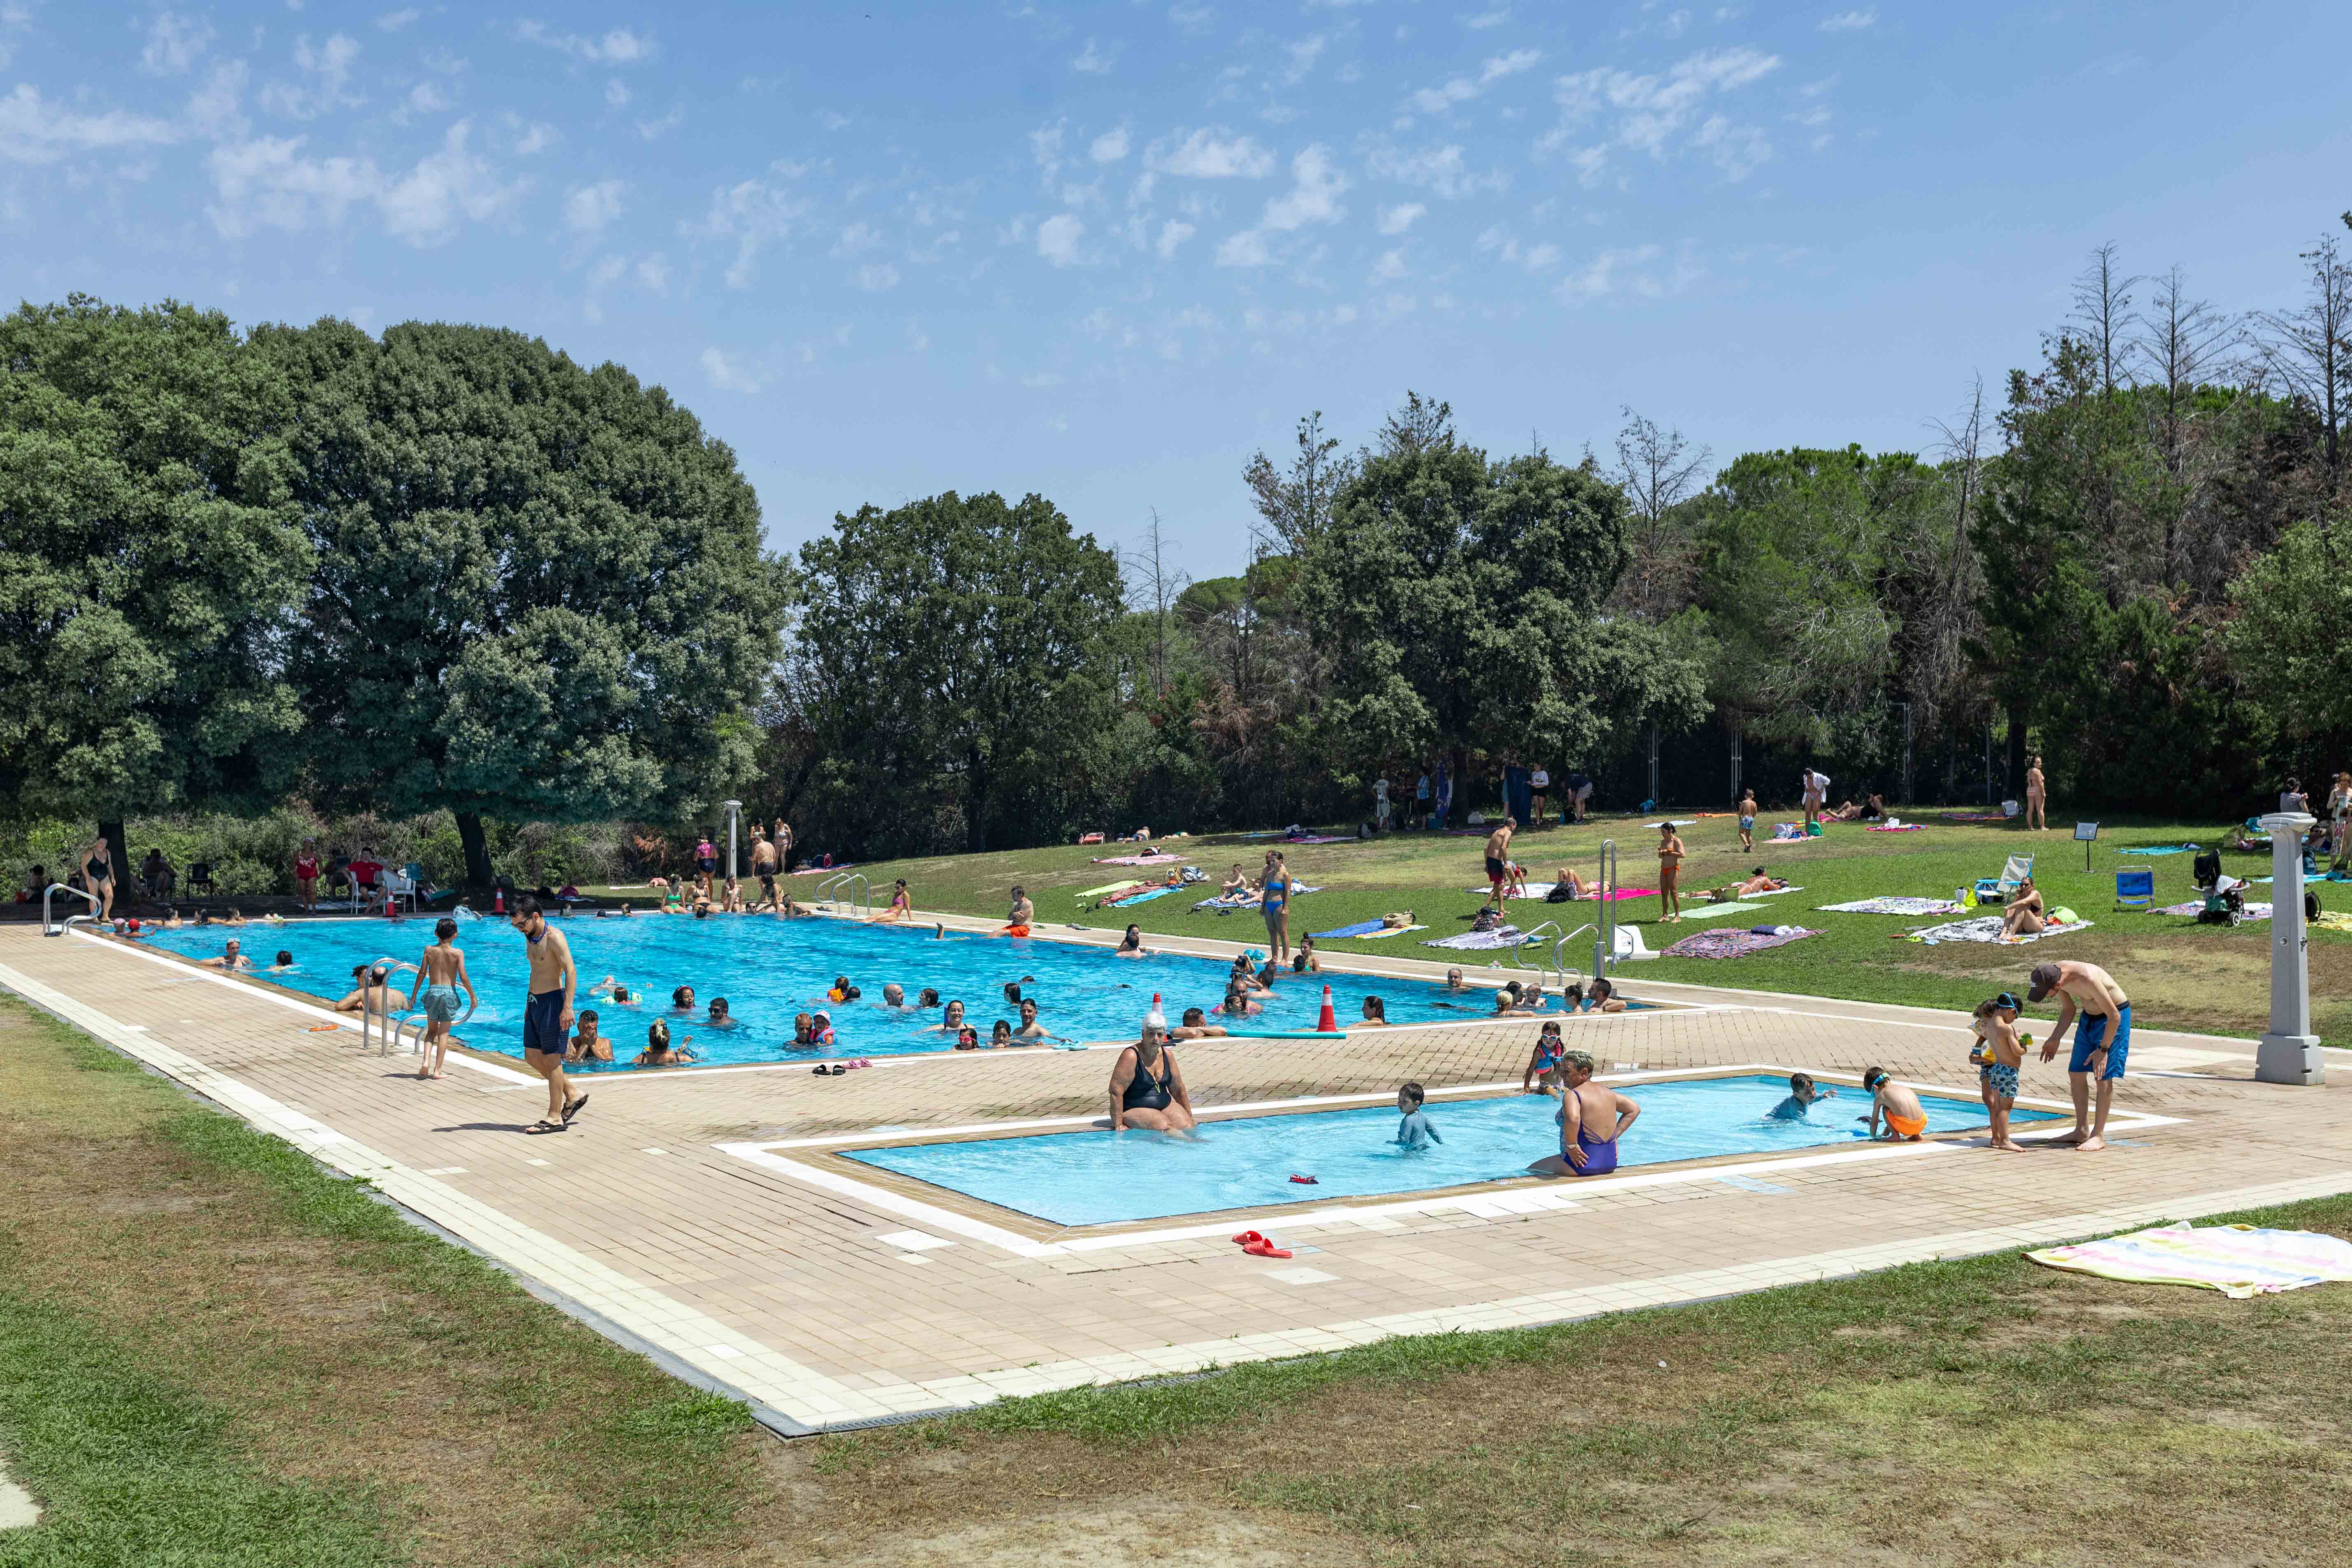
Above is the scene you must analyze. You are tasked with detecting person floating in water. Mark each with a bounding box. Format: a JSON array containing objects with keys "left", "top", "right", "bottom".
[
  {"left": 1766, "top": 1072, "right": 1836, "bottom": 1122},
  {"left": 1393, "top": 1082, "right": 1443, "bottom": 1149},
  {"left": 1861, "top": 1067, "right": 1928, "bottom": 1141},
  {"left": 1539, "top": 1051, "right": 1641, "bottom": 1179}
]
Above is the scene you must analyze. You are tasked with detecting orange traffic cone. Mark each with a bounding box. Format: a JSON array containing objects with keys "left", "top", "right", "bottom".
[
  {"left": 1316, "top": 984, "right": 1338, "bottom": 1033},
  {"left": 491, "top": 886, "right": 505, "bottom": 915}
]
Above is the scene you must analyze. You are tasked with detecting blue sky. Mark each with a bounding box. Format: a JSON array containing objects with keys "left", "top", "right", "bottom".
[{"left": 6, "top": 2, "right": 2350, "bottom": 579}]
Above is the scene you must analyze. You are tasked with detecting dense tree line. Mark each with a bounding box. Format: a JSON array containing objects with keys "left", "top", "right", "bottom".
[{"left": 8, "top": 216, "right": 2347, "bottom": 880}]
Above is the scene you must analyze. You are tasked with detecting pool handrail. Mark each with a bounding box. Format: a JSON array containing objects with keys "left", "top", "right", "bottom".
[
  {"left": 42, "top": 880, "right": 100, "bottom": 936},
  {"left": 1593, "top": 839, "right": 1619, "bottom": 980},
  {"left": 815, "top": 871, "right": 871, "bottom": 919},
  {"left": 1515, "top": 919, "right": 1569, "bottom": 992},
  {"left": 1552, "top": 922, "right": 1596, "bottom": 993},
  {"left": 363, "top": 955, "right": 425, "bottom": 1057}
]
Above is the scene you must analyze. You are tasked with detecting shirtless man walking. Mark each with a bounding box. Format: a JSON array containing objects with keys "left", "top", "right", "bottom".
[
  {"left": 1481, "top": 820, "right": 1517, "bottom": 912},
  {"left": 2028, "top": 959, "right": 2129, "bottom": 1151},
  {"left": 510, "top": 896, "right": 587, "bottom": 1133}
]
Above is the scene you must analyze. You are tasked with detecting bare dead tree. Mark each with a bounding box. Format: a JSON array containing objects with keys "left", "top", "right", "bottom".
[
  {"left": 1607, "top": 405, "right": 1712, "bottom": 623},
  {"left": 1908, "top": 376, "right": 1988, "bottom": 739},
  {"left": 1125, "top": 507, "right": 1190, "bottom": 701},
  {"left": 2257, "top": 232, "right": 2352, "bottom": 484},
  {"left": 2131, "top": 266, "right": 2252, "bottom": 584},
  {"left": 2071, "top": 241, "right": 2143, "bottom": 398}
]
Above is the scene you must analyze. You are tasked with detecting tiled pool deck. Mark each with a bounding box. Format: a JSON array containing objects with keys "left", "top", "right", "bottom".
[{"left": 5, "top": 913, "right": 2348, "bottom": 1435}]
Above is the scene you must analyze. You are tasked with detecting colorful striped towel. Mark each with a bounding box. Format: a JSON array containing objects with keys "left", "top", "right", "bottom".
[
  {"left": 1108, "top": 885, "right": 1179, "bottom": 906},
  {"left": 2028, "top": 1223, "right": 2352, "bottom": 1299},
  {"left": 1092, "top": 852, "right": 1184, "bottom": 866},
  {"left": 1661, "top": 926, "right": 1820, "bottom": 959},
  {"left": 1077, "top": 879, "right": 1148, "bottom": 897},
  {"left": 1819, "top": 896, "right": 1965, "bottom": 916},
  {"left": 1353, "top": 923, "right": 1427, "bottom": 938},
  {"left": 1865, "top": 823, "right": 1926, "bottom": 832},
  {"left": 2160, "top": 900, "right": 2271, "bottom": 919}
]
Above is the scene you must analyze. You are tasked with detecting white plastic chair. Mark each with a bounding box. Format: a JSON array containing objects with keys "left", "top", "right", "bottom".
[{"left": 381, "top": 868, "right": 417, "bottom": 913}]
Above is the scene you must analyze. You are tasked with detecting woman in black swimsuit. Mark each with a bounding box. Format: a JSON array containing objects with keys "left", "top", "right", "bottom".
[
  {"left": 80, "top": 834, "right": 116, "bottom": 919},
  {"left": 1107, "top": 1021, "right": 1195, "bottom": 1132}
]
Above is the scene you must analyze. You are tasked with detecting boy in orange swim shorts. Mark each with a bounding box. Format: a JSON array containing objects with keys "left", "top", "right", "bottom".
[{"left": 1861, "top": 1066, "right": 1928, "bottom": 1140}]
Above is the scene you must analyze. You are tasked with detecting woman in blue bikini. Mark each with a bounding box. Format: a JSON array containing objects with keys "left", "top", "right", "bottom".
[{"left": 1259, "top": 851, "right": 1293, "bottom": 967}]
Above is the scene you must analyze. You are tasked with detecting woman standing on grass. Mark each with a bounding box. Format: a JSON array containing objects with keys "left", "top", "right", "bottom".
[
  {"left": 1655, "top": 822, "right": 1685, "bottom": 922},
  {"left": 1259, "top": 851, "right": 1293, "bottom": 967}
]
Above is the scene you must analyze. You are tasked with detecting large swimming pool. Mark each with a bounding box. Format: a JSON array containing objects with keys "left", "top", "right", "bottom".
[
  {"left": 132, "top": 913, "right": 1562, "bottom": 1068},
  {"left": 843, "top": 1073, "right": 2058, "bottom": 1225}
]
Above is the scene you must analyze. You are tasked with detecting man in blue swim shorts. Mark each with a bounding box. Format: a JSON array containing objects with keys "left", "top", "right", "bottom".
[{"left": 2030, "top": 959, "right": 2130, "bottom": 1152}]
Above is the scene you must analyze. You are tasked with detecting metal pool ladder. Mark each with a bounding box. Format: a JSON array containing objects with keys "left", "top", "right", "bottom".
[
  {"left": 813, "top": 871, "right": 871, "bottom": 918},
  {"left": 40, "top": 881, "right": 101, "bottom": 936}
]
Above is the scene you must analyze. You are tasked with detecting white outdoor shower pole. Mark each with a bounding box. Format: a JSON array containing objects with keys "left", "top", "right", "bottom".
[
  {"left": 723, "top": 800, "right": 743, "bottom": 883},
  {"left": 2255, "top": 811, "right": 2324, "bottom": 1086}
]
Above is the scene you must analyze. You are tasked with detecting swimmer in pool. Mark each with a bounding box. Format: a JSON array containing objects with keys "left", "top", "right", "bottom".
[
  {"left": 988, "top": 1019, "right": 1013, "bottom": 1048},
  {"left": 1114, "top": 924, "right": 1152, "bottom": 957},
  {"left": 882, "top": 982, "right": 906, "bottom": 1009},
  {"left": 1219, "top": 980, "right": 1262, "bottom": 1018},
  {"left": 1579, "top": 978, "right": 1627, "bottom": 1014},
  {"left": 1394, "top": 1082, "right": 1442, "bottom": 1149},
  {"left": 917, "top": 987, "right": 940, "bottom": 1008},
  {"left": 923, "top": 1000, "right": 968, "bottom": 1035},
  {"left": 671, "top": 985, "right": 696, "bottom": 1012},
  {"left": 705, "top": 997, "right": 736, "bottom": 1028},
  {"left": 1169, "top": 1006, "right": 1228, "bottom": 1040},
  {"left": 1013, "top": 997, "right": 1048, "bottom": 1040},
  {"left": 792, "top": 1012, "right": 816, "bottom": 1047},
  {"left": 1766, "top": 1072, "right": 1835, "bottom": 1121},
  {"left": 1538, "top": 1051, "right": 1641, "bottom": 1178},
  {"left": 1358, "top": 995, "right": 1390, "bottom": 1027}
]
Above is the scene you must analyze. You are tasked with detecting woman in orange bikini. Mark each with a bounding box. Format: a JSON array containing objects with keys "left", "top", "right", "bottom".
[{"left": 1656, "top": 822, "right": 1686, "bottom": 922}]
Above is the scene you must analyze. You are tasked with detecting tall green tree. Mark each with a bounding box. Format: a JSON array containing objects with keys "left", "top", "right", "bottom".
[
  {"left": 2226, "top": 519, "right": 2352, "bottom": 787},
  {"left": 259, "top": 320, "right": 788, "bottom": 887},
  {"left": 0, "top": 296, "right": 310, "bottom": 882},
  {"left": 1296, "top": 406, "right": 1705, "bottom": 785},
  {"left": 791, "top": 491, "right": 1126, "bottom": 856}
]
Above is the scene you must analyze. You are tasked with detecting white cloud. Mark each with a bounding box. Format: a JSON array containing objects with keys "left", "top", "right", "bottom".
[
  {"left": 1168, "top": 3, "right": 1217, "bottom": 34},
  {"left": 1693, "top": 112, "right": 1770, "bottom": 179},
  {"left": 1368, "top": 141, "right": 1507, "bottom": 198},
  {"left": 377, "top": 120, "right": 522, "bottom": 243},
  {"left": 515, "top": 21, "right": 656, "bottom": 63},
  {"left": 1283, "top": 34, "right": 1327, "bottom": 84},
  {"left": 1462, "top": 6, "right": 1510, "bottom": 26},
  {"left": 693, "top": 175, "right": 808, "bottom": 288},
  {"left": 512, "top": 119, "right": 557, "bottom": 155},
  {"left": 635, "top": 254, "right": 670, "bottom": 292},
  {"left": 605, "top": 79, "right": 630, "bottom": 107},
  {"left": 1148, "top": 126, "right": 1276, "bottom": 178},
  {"left": 1071, "top": 37, "right": 1115, "bottom": 74},
  {"left": 1155, "top": 218, "right": 1194, "bottom": 257},
  {"left": 1089, "top": 125, "right": 1129, "bottom": 162},
  {"left": 1376, "top": 201, "right": 1426, "bottom": 234},
  {"left": 1818, "top": 8, "right": 1876, "bottom": 30},
  {"left": 261, "top": 33, "right": 364, "bottom": 119},
  {"left": 636, "top": 104, "right": 684, "bottom": 139},
  {"left": 0, "top": 2, "right": 30, "bottom": 72},
  {"left": 1260, "top": 143, "right": 1346, "bottom": 229},
  {"left": 375, "top": 7, "right": 421, "bottom": 30},
  {"left": 140, "top": 12, "right": 213, "bottom": 76},
  {"left": 1214, "top": 229, "right": 1270, "bottom": 267},
  {"left": 1036, "top": 211, "right": 1084, "bottom": 265},
  {"left": 186, "top": 60, "right": 249, "bottom": 139},
  {"left": 0, "top": 85, "right": 180, "bottom": 164},
  {"left": 857, "top": 262, "right": 899, "bottom": 290},
  {"left": 406, "top": 81, "right": 451, "bottom": 115},
  {"left": 1553, "top": 242, "right": 1702, "bottom": 302},
  {"left": 564, "top": 178, "right": 624, "bottom": 234},
  {"left": 832, "top": 222, "right": 880, "bottom": 257},
  {"left": 1540, "top": 45, "right": 1780, "bottom": 184},
  {"left": 1372, "top": 247, "right": 1405, "bottom": 280},
  {"left": 1409, "top": 47, "right": 1540, "bottom": 113},
  {"left": 700, "top": 346, "right": 763, "bottom": 393}
]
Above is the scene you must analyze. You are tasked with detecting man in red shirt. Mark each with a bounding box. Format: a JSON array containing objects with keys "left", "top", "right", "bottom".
[{"left": 347, "top": 848, "right": 385, "bottom": 895}]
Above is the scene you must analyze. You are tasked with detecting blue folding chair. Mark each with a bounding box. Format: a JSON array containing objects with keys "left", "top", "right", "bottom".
[{"left": 2114, "top": 868, "right": 2155, "bottom": 911}]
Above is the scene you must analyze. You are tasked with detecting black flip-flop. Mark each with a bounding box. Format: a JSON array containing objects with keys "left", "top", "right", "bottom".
[
  {"left": 562, "top": 1093, "right": 589, "bottom": 1123},
  {"left": 526, "top": 1119, "right": 565, "bottom": 1134}
]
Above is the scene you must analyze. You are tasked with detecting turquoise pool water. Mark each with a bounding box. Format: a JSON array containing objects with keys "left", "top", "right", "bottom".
[
  {"left": 131, "top": 914, "right": 1567, "bottom": 1068},
  {"left": 843, "top": 1074, "right": 2058, "bottom": 1225}
]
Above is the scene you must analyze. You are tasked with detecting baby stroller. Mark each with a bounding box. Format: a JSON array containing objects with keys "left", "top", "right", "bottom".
[{"left": 2191, "top": 848, "right": 2245, "bottom": 926}]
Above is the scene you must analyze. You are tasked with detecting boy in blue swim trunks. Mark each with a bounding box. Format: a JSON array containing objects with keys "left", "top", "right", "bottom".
[
  {"left": 1766, "top": 1071, "right": 1834, "bottom": 1121},
  {"left": 2030, "top": 959, "right": 2130, "bottom": 1152},
  {"left": 1969, "top": 993, "right": 2028, "bottom": 1153},
  {"left": 406, "top": 917, "right": 477, "bottom": 1081}
]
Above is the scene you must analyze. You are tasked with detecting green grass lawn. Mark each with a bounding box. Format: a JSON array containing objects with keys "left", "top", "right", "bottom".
[{"left": 592, "top": 809, "right": 2347, "bottom": 1045}]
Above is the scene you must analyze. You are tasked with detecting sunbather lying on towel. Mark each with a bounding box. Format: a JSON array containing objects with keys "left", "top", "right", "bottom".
[{"left": 1708, "top": 869, "right": 1788, "bottom": 900}]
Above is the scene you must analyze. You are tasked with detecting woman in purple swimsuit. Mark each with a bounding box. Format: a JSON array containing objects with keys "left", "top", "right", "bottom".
[{"left": 1547, "top": 1050, "right": 1641, "bottom": 1177}]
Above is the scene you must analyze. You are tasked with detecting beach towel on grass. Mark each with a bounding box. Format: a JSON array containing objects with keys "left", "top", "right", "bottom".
[
  {"left": 2160, "top": 900, "right": 2272, "bottom": 919},
  {"left": 1939, "top": 812, "right": 2007, "bottom": 823},
  {"left": 1092, "top": 852, "right": 1184, "bottom": 866},
  {"left": 1743, "top": 885, "right": 1805, "bottom": 897},
  {"left": 1192, "top": 885, "right": 1321, "bottom": 912},
  {"left": 2028, "top": 1223, "right": 2352, "bottom": 1299},
  {"left": 1077, "top": 879, "right": 1147, "bottom": 897},
  {"left": 1462, "top": 882, "right": 1656, "bottom": 902},
  {"left": 1108, "top": 886, "right": 1178, "bottom": 906},
  {"left": 1421, "top": 926, "right": 1532, "bottom": 950},
  {"left": 2314, "top": 911, "right": 2352, "bottom": 933},
  {"left": 1312, "top": 919, "right": 1388, "bottom": 940},
  {"left": 1282, "top": 834, "right": 1353, "bottom": 845},
  {"left": 1819, "top": 896, "right": 1965, "bottom": 916},
  {"left": 1676, "top": 901, "right": 1763, "bottom": 920},
  {"left": 1352, "top": 923, "right": 1427, "bottom": 938},
  {"left": 2119, "top": 844, "right": 2197, "bottom": 856},
  {"left": 1661, "top": 926, "right": 1820, "bottom": 959},
  {"left": 1908, "top": 915, "right": 2092, "bottom": 945},
  {"left": 1865, "top": 823, "right": 1926, "bottom": 833}
]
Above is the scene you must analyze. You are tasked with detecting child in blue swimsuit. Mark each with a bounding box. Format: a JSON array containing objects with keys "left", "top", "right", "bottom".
[{"left": 1394, "top": 1082, "right": 1443, "bottom": 1149}]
